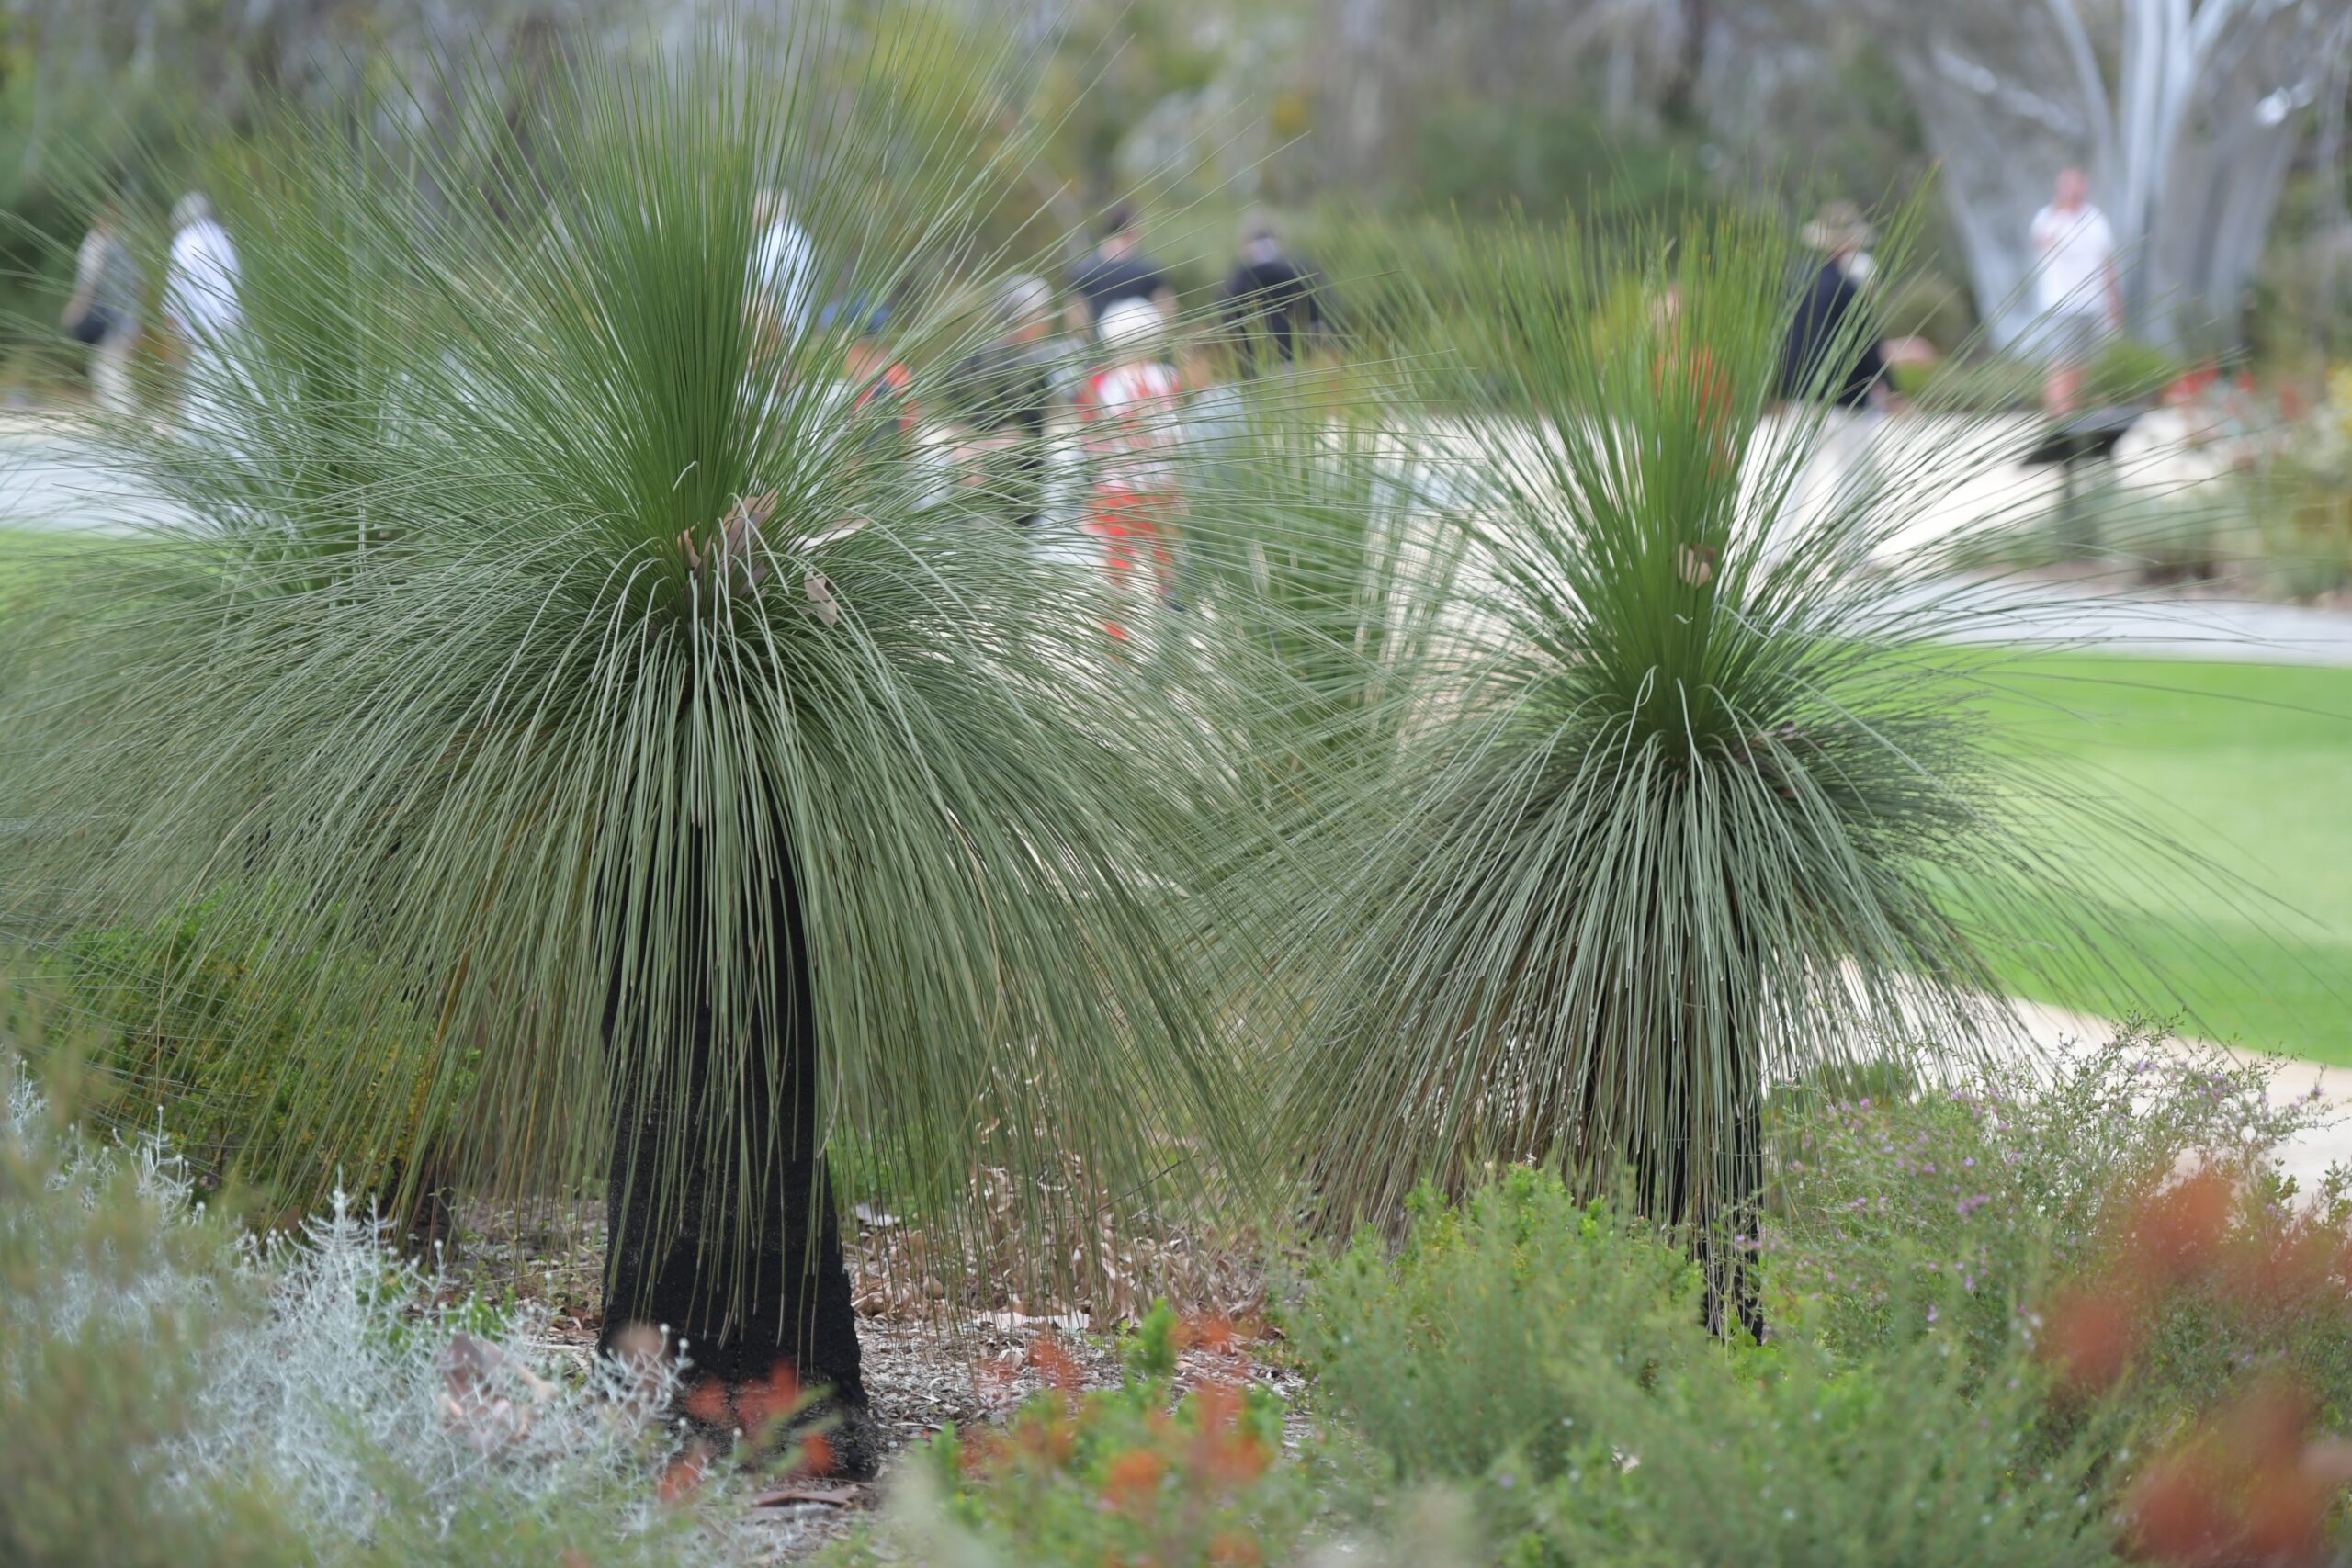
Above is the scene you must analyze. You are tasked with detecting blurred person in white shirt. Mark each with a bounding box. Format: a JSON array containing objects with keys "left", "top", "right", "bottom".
[
  {"left": 2029, "top": 168, "right": 2122, "bottom": 417},
  {"left": 1075, "top": 300, "right": 1185, "bottom": 642},
  {"left": 163, "top": 193, "right": 245, "bottom": 438},
  {"left": 750, "top": 188, "right": 814, "bottom": 348},
  {"left": 163, "top": 192, "right": 243, "bottom": 344}
]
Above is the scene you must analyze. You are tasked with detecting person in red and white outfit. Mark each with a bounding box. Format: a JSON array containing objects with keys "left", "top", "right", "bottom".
[{"left": 1075, "top": 299, "right": 1185, "bottom": 640}]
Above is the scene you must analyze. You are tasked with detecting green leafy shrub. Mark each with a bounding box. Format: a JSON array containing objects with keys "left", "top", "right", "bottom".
[
  {"left": 1287, "top": 1168, "right": 1704, "bottom": 1485},
  {"left": 1913, "top": 338, "right": 2186, "bottom": 412},
  {"left": 44, "top": 887, "right": 448, "bottom": 1212},
  {"left": 1291, "top": 1169, "right": 2126, "bottom": 1564},
  {"left": 2095, "top": 489, "right": 2244, "bottom": 582},
  {"left": 2253, "top": 460, "right": 2352, "bottom": 600},
  {"left": 1771, "top": 1035, "right": 2352, "bottom": 1437},
  {"left": 2088, "top": 336, "right": 2191, "bottom": 407},
  {"left": 1528, "top": 1327, "right": 2120, "bottom": 1567}
]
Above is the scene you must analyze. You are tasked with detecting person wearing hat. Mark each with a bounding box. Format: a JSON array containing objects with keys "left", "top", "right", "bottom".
[
  {"left": 1775, "top": 202, "right": 1899, "bottom": 555},
  {"left": 1779, "top": 201, "right": 1889, "bottom": 410}
]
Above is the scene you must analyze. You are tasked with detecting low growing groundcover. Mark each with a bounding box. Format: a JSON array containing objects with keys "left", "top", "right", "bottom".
[
  {"left": 27, "top": 1021, "right": 2334, "bottom": 1568},
  {"left": 1976, "top": 653, "right": 2352, "bottom": 1064}
]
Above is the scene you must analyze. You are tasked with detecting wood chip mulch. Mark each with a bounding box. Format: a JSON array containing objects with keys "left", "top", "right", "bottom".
[{"left": 438, "top": 1199, "right": 1308, "bottom": 1563}]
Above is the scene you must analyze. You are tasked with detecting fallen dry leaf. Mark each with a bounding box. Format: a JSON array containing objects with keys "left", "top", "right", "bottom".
[
  {"left": 802, "top": 571, "right": 840, "bottom": 626},
  {"left": 752, "top": 1482, "right": 864, "bottom": 1509}
]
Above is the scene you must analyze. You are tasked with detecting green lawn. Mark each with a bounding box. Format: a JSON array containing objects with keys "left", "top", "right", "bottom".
[
  {"left": 1975, "top": 655, "right": 2352, "bottom": 1065},
  {"left": 0, "top": 525, "right": 51, "bottom": 573},
  {"left": 0, "top": 525, "right": 107, "bottom": 586}
]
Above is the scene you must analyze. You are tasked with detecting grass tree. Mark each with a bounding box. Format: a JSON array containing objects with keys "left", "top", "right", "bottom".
[
  {"left": 1270, "top": 210, "right": 2130, "bottom": 1334},
  {"left": 0, "top": 20, "right": 1267, "bottom": 1468}
]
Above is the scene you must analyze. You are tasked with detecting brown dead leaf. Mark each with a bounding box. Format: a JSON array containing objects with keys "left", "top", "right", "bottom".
[
  {"left": 802, "top": 571, "right": 840, "bottom": 626},
  {"left": 751, "top": 1481, "right": 864, "bottom": 1508}
]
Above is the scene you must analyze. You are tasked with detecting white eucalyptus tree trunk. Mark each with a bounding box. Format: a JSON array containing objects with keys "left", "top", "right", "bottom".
[{"left": 1887, "top": 0, "right": 2351, "bottom": 350}]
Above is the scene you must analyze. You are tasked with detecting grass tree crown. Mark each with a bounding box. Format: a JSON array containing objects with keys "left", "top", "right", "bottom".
[
  {"left": 0, "top": 17, "right": 1270, "bottom": 1323},
  {"left": 1271, "top": 208, "right": 2136, "bottom": 1240}
]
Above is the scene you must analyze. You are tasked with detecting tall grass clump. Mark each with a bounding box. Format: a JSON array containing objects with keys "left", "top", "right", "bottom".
[
  {"left": 1267, "top": 206, "right": 2136, "bottom": 1328},
  {"left": 0, "top": 12, "right": 1282, "bottom": 1465}
]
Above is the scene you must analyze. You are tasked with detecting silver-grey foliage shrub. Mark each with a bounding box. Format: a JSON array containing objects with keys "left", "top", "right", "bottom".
[{"left": 3, "top": 1054, "right": 764, "bottom": 1564}]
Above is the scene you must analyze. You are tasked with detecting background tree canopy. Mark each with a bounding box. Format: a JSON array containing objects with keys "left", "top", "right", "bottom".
[{"left": 4, "top": 0, "right": 2346, "bottom": 384}]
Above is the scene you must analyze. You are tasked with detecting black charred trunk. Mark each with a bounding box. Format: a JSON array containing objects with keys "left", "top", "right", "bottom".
[
  {"left": 1624, "top": 1049, "right": 1768, "bottom": 1344},
  {"left": 595, "top": 840, "right": 874, "bottom": 1472},
  {"left": 599, "top": 1070, "right": 865, "bottom": 1398},
  {"left": 1696, "top": 1094, "right": 1766, "bottom": 1343}
]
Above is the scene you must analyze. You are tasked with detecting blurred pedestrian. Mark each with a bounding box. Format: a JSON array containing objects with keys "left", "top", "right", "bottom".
[
  {"left": 1068, "top": 202, "right": 1172, "bottom": 335},
  {"left": 1076, "top": 299, "right": 1184, "bottom": 640},
  {"left": 1779, "top": 202, "right": 1889, "bottom": 411},
  {"left": 1779, "top": 203, "right": 1896, "bottom": 553},
  {"left": 163, "top": 193, "right": 242, "bottom": 346},
  {"left": 948, "top": 274, "right": 1061, "bottom": 527},
  {"left": 1219, "top": 211, "right": 1322, "bottom": 374},
  {"left": 163, "top": 193, "right": 244, "bottom": 437},
  {"left": 1650, "top": 285, "right": 1734, "bottom": 471},
  {"left": 751, "top": 187, "right": 815, "bottom": 346},
  {"left": 824, "top": 299, "right": 918, "bottom": 454},
  {"left": 62, "top": 200, "right": 140, "bottom": 419},
  {"left": 2030, "top": 167, "right": 2122, "bottom": 417}
]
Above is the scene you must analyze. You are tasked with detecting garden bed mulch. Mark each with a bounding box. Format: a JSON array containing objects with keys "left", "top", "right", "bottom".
[{"left": 442, "top": 1198, "right": 1304, "bottom": 1562}]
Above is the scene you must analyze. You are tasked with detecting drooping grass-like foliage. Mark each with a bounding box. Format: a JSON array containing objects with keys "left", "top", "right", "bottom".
[
  {"left": 1178, "top": 383, "right": 1465, "bottom": 821},
  {"left": 1269, "top": 209, "right": 2132, "bottom": 1293},
  {"left": 0, "top": 14, "right": 1279, "bottom": 1370}
]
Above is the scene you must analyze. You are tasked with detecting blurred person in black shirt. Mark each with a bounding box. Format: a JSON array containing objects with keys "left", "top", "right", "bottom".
[
  {"left": 1774, "top": 202, "right": 1901, "bottom": 557},
  {"left": 948, "top": 275, "right": 1061, "bottom": 527},
  {"left": 1219, "top": 211, "right": 1322, "bottom": 373},
  {"left": 1069, "top": 202, "right": 1172, "bottom": 334},
  {"left": 1778, "top": 201, "right": 1888, "bottom": 409}
]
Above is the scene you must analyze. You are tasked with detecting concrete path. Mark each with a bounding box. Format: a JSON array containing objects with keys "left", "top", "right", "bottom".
[
  {"left": 6, "top": 407, "right": 2351, "bottom": 665},
  {"left": 0, "top": 415, "right": 180, "bottom": 536},
  {"left": 1889, "top": 572, "right": 2352, "bottom": 668}
]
